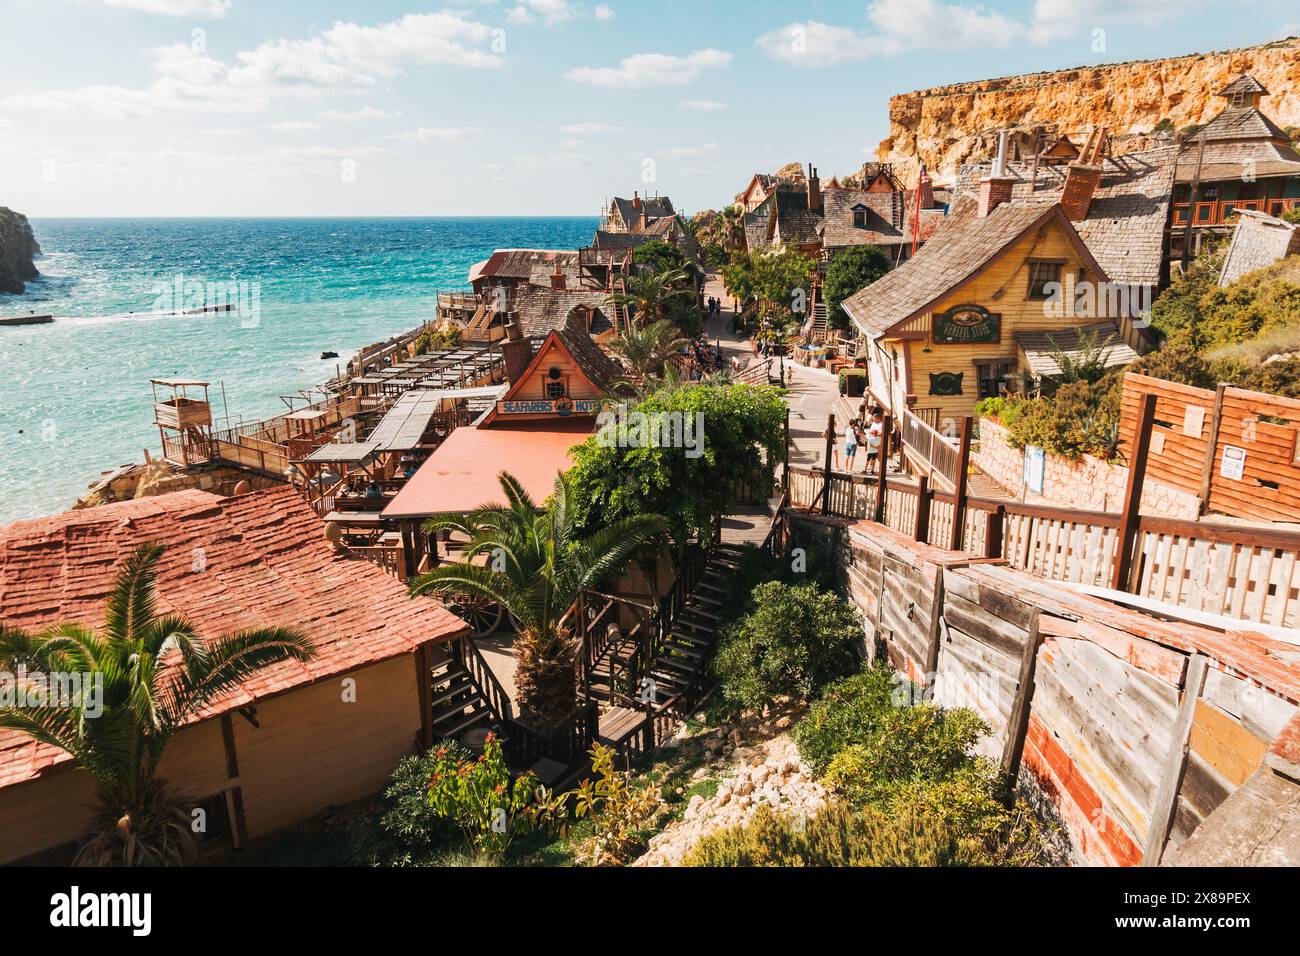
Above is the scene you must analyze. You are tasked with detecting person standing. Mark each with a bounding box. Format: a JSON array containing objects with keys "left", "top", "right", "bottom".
[
  {"left": 843, "top": 419, "right": 860, "bottom": 473},
  {"left": 865, "top": 409, "right": 884, "bottom": 475}
]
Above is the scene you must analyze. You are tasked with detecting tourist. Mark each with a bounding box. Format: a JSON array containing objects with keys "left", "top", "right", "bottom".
[
  {"left": 364, "top": 481, "right": 383, "bottom": 499},
  {"left": 865, "top": 410, "right": 884, "bottom": 475},
  {"left": 844, "top": 419, "right": 860, "bottom": 472}
]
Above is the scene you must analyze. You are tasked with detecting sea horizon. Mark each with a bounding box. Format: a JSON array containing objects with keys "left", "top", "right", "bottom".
[{"left": 0, "top": 216, "right": 599, "bottom": 524}]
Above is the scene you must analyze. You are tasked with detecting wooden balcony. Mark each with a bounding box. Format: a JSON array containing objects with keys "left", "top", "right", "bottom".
[{"left": 1172, "top": 197, "right": 1299, "bottom": 228}]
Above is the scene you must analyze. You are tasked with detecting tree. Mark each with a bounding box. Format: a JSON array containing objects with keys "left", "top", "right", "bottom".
[
  {"left": 410, "top": 472, "right": 667, "bottom": 729},
  {"left": 609, "top": 268, "right": 694, "bottom": 327},
  {"left": 720, "top": 248, "right": 816, "bottom": 321},
  {"left": 631, "top": 239, "right": 688, "bottom": 276},
  {"left": 568, "top": 383, "right": 787, "bottom": 549},
  {"left": 718, "top": 205, "right": 747, "bottom": 252},
  {"left": 0, "top": 543, "right": 315, "bottom": 865},
  {"left": 609, "top": 318, "right": 690, "bottom": 383},
  {"left": 824, "top": 245, "right": 889, "bottom": 330}
]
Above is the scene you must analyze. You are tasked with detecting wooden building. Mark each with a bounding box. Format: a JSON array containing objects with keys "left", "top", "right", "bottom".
[
  {"left": 0, "top": 487, "right": 468, "bottom": 864},
  {"left": 843, "top": 163, "right": 1150, "bottom": 423}
]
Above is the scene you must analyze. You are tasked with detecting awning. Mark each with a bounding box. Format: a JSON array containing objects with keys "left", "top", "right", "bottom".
[
  {"left": 1014, "top": 323, "right": 1139, "bottom": 379},
  {"left": 300, "top": 442, "right": 379, "bottom": 465},
  {"left": 382, "top": 420, "right": 592, "bottom": 519}
]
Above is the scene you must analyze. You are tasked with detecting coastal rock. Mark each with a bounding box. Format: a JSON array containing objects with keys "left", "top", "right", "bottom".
[
  {"left": 876, "top": 37, "right": 1300, "bottom": 182},
  {"left": 0, "top": 208, "right": 40, "bottom": 295}
]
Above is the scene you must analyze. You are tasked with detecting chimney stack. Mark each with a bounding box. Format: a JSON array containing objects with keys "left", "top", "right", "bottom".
[
  {"left": 807, "top": 163, "right": 822, "bottom": 214},
  {"left": 1060, "top": 162, "right": 1102, "bottom": 221},
  {"left": 631, "top": 191, "right": 641, "bottom": 210},
  {"left": 978, "top": 130, "right": 1015, "bottom": 218},
  {"left": 550, "top": 258, "right": 567, "bottom": 290},
  {"left": 501, "top": 315, "right": 533, "bottom": 383}
]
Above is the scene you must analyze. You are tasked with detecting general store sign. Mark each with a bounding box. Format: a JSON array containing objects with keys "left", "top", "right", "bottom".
[
  {"left": 498, "top": 398, "right": 600, "bottom": 416},
  {"left": 934, "top": 304, "right": 1001, "bottom": 344}
]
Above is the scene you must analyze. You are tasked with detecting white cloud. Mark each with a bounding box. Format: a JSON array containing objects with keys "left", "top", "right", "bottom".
[
  {"left": 319, "top": 105, "right": 397, "bottom": 121},
  {"left": 680, "top": 99, "right": 728, "bottom": 111},
  {"left": 657, "top": 143, "right": 720, "bottom": 158},
  {"left": 99, "top": 0, "right": 231, "bottom": 17},
  {"left": 0, "top": 12, "right": 501, "bottom": 118},
  {"left": 566, "top": 49, "right": 732, "bottom": 88},
  {"left": 1027, "top": 0, "right": 1189, "bottom": 43},
  {"left": 755, "top": 21, "right": 897, "bottom": 66},
  {"left": 389, "top": 126, "right": 480, "bottom": 143},
  {"left": 268, "top": 120, "right": 321, "bottom": 131},
  {"left": 507, "top": 0, "right": 575, "bottom": 25},
  {"left": 560, "top": 122, "right": 623, "bottom": 133},
  {"left": 869, "top": 0, "right": 1023, "bottom": 49},
  {"left": 594, "top": 4, "right": 615, "bottom": 20}
]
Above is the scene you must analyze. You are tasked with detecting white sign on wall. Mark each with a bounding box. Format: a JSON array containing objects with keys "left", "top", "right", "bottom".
[
  {"left": 1024, "top": 445, "right": 1045, "bottom": 495},
  {"left": 1220, "top": 445, "right": 1247, "bottom": 481}
]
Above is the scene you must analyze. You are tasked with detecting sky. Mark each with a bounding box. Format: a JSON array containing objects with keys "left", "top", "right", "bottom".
[{"left": 0, "top": 0, "right": 1296, "bottom": 217}]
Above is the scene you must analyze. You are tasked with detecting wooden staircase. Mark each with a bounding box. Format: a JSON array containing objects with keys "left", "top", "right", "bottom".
[{"left": 429, "top": 657, "right": 500, "bottom": 742}]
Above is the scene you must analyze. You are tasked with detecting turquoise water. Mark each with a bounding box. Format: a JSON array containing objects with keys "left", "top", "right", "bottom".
[{"left": 0, "top": 217, "right": 598, "bottom": 524}]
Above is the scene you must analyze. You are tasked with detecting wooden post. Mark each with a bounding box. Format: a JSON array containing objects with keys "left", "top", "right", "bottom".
[
  {"left": 1141, "top": 654, "right": 1209, "bottom": 866},
  {"left": 874, "top": 414, "right": 891, "bottom": 524},
  {"left": 923, "top": 569, "right": 945, "bottom": 680},
  {"left": 414, "top": 643, "right": 434, "bottom": 749},
  {"left": 913, "top": 476, "right": 931, "bottom": 543},
  {"left": 1180, "top": 132, "right": 1207, "bottom": 273},
  {"left": 948, "top": 416, "right": 973, "bottom": 552},
  {"left": 821, "top": 413, "right": 835, "bottom": 515},
  {"left": 984, "top": 504, "right": 1005, "bottom": 559},
  {"left": 783, "top": 408, "right": 791, "bottom": 490},
  {"left": 1196, "top": 383, "right": 1228, "bottom": 516},
  {"left": 1000, "top": 607, "right": 1043, "bottom": 794},
  {"left": 1112, "top": 393, "right": 1157, "bottom": 592},
  {"left": 220, "top": 714, "right": 250, "bottom": 850}
]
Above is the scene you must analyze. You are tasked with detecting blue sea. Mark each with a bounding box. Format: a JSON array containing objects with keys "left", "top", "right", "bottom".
[{"left": 0, "top": 217, "right": 598, "bottom": 524}]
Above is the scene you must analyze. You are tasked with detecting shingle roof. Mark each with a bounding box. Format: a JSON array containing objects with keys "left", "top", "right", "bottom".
[
  {"left": 842, "top": 201, "right": 1067, "bottom": 337},
  {"left": 0, "top": 487, "right": 468, "bottom": 788},
  {"left": 820, "top": 187, "right": 945, "bottom": 249},
  {"left": 470, "top": 249, "right": 579, "bottom": 283},
  {"left": 555, "top": 310, "right": 625, "bottom": 394},
  {"left": 1014, "top": 322, "right": 1139, "bottom": 378},
  {"left": 1198, "top": 106, "right": 1292, "bottom": 144},
  {"left": 1174, "top": 138, "right": 1300, "bottom": 183},
  {"left": 611, "top": 196, "right": 675, "bottom": 229},
  {"left": 1218, "top": 74, "right": 1268, "bottom": 98},
  {"left": 949, "top": 148, "right": 1177, "bottom": 287},
  {"left": 771, "top": 187, "right": 822, "bottom": 247},
  {"left": 743, "top": 197, "right": 773, "bottom": 252},
  {"left": 511, "top": 286, "right": 614, "bottom": 337}
]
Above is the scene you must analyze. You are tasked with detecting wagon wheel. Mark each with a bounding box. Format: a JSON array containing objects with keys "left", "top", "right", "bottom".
[{"left": 446, "top": 593, "right": 504, "bottom": 637}]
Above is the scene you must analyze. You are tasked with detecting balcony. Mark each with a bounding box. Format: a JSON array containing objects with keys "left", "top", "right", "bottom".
[{"left": 1172, "top": 197, "right": 1299, "bottom": 228}]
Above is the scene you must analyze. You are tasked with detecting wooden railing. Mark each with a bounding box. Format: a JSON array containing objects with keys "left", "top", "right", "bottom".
[
  {"left": 733, "top": 357, "right": 773, "bottom": 386},
  {"left": 1172, "top": 197, "right": 1299, "bottom": 227},
  {"left": 787, "top": 463, "right": 1300, "bottom": 629},
  {"left": 900, "top": 406, "right": 960, "bottom": 490},
  {"left": 451, "top": 635, "right": 514, "bottom": 724},
  {"left": 503, "top": 702, "right": 598, "bottom": 770}
]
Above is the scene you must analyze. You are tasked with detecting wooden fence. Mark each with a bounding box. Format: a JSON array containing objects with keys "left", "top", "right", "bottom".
[
  {"left": 788, "top": 463, "right": 1300, "bottom": 630},
  {"left": 1119, "top": 372, "right": 1300, "bottom": 523}
]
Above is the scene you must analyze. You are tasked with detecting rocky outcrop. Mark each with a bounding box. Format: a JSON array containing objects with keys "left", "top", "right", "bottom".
[
  {"left": 878, "top": 37, "right": 1300, "bottom": 182},
  {"left": 0, "top": 207, "right": 40, "bottom": 294},
  {"left": 74, "top": 460, "right": 282, "bottom": 510}
]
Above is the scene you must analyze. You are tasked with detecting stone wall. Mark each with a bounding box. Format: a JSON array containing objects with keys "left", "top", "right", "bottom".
[
  {"left": 74, "top": 460, "right": 283, "bottom": 511},
  {"left": 974, "top": 418, "right": 1200, "bottom": 518}
]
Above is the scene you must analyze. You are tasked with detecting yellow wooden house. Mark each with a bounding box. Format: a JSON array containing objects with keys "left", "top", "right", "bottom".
[{"left": 842, "top": 183, "right": 1145, "bottom": 427}]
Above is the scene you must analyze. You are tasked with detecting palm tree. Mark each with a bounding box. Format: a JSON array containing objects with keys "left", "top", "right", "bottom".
[
  {"left": 609, "top": 268, "right": 694, "bottom": 328},
  {"left": 0, "top": 543, "right": 315, "bottom": 865},
  {"left": 609, "top": 318, "right": 691, "bottom": 383},
  {"left": 719, "top": 204, "right": 746, "bottom": 252},
  {"left": 410, "top": 472, "right": 667, "bottom": 729}
]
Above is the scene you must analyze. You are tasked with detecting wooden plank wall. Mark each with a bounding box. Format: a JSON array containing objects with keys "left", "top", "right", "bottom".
[
  {"left": 1120, "top": 372, "right": 1300, "bottom": 523},
  {"left": 812, "top": 515, "right": 1300, "bottom": 867}
]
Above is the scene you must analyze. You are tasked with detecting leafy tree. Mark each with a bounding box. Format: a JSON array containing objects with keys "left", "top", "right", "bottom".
[
  {"left": 567, "top": 383, "right": 787, "bottom": 549},
  {"left": 0, "top": 543, "right": 315, "bottom": 865},
  {"left": 710, "top": 581, "right": 861, "bottom": 713},
  {"left": 720, "top": 248, "right": 816, "bottom": 320},
  {"left": 632, "top": 239, "right": 688, "bottom": 276},
  {"left": 609, "top": 318, "right": 690, "bottom": 383},
  {"left": 824, "top": 245, "right": 890, "bottom": 330},
  {"left": 410, "top": 472, "right": 667, "bottom": 728},
  {"left": 609, "top": 268, "right": 693, "bottom": 327}
]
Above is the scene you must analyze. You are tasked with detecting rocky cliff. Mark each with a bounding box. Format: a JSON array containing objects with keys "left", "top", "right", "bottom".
[
  {"left": 0, "top": 207, "right": 40, "bottom": 294},
  {"left": 878, "top": 37, "right": 1300, "bottom": 182}
]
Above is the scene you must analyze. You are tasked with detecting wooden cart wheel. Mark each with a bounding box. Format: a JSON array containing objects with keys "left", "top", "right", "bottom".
[{"left": 447, "top": 593, "right": 504, "bottom": 637}]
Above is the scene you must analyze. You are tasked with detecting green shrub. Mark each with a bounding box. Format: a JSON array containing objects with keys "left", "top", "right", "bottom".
[
  {"left": 710, "top": 581, "right": 861, "bottom": 713},
  {"left": 378, "top": 739, "right": 473, "bottom": 865},
  {"left": 571, "top": 743, "right": 665, "bottom": 866},
  {"left": 837, "top": 367, "right": 866, "bottom": 396},
  {"left": 682, "top": 803, "right": 988, "bottom": 866},
  {"left": 791, "top": 664, "right": 902, "bottom": 775}
]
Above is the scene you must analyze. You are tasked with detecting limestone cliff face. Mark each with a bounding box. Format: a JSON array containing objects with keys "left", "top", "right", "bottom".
[
  {"left": 878, "top": 37, "right": 1300, "bottom": 182},
  {"left": 0, "top": 207, "right": 40, "bottom": 294}
]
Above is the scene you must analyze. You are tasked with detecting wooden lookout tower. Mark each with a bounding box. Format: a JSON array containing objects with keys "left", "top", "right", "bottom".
[{"left": 152, "top": 378, "right": 214, "bottom": 467}]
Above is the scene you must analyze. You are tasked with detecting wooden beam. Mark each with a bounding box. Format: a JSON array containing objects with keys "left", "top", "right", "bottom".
[
  {"left": 999, "top": 606, "right": 1043, "bottom": 792},
  {"left": 220, "top": 714, "right": 249, "bottom": 851},
  {"left": 948, "top": 416, "right": 973, "bottom": 552},
  {"left": 414, "top": 644, "right": 434, "bottom": 750},
  {"left": 913, "top": 475, "right": 931, "bottom": 542},
  {"left": 821, "top": 413, "right": 836, "bottom": 516},
  {"left": 1113, "top": 393, "right": 1156, "bottom": 591},
  {"left": 923, "top": 569, "right": 946, "bottom": 680},
  {"left": 1141, "top": 653, "right": 1209, "bottom": 866},
  {"left": 874, "top": 413, "right": 892, "bottom": 524},
  {"left": 1196, "top": 383, "right": 1228, "bottom": 516},
  {"left": 985, "top": 504, "right": 1005, "bottom": 559}
]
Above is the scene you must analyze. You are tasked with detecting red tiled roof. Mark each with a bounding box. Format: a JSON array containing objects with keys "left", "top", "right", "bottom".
[
  {"left": 383, "top": 421, "right": 592, "bottom": 519},
  {"left": 0, "top": 487, "right": 468, "bottom": 788}
]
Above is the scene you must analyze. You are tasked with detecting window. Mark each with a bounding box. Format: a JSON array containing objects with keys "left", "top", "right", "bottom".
[
  {"left": 1026, "top": 260, "right": 1062, "bottom": 300},
  {"left": 852, "top": 208, "right": 867, "bottom": 228},
  {"left": 1231, "top": 91, "right": 1245, "bottom": 107},
  {"left": 977, "top": 362, "right": 1012, "bottom": 399},
  {"left": 545, "top": 379, "right": 567, "bottom": 400}
]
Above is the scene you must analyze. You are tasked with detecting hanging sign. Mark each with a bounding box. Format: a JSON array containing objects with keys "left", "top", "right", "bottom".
[
  {"left": 928, "top": 371, "right": 964, "bottom": 396},
  {"left": 933, "top": 304, "right": 1001, "bottom": 344},
  {"left": 1183, "top": 404, "right": 1205, "bottom": 438},
  {"left": 1220, "top": 445, "right": 1247, "bottom": 481}
]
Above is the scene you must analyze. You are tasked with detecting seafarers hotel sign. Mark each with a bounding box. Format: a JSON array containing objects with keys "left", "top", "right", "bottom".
[{"left": 498, "top": 397, "right": 600, "bottom": 416}]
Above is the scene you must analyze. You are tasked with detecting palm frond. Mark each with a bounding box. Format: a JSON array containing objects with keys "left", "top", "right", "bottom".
[{"left": 103, "top": 542, "right": 165, "bottom": 644}]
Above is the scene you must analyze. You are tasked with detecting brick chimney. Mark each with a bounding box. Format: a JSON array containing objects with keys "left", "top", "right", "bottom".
[
  {"left": 977, "top": 130, "right": 1015, "bottom": 218},
  {"left": 631, "top": 191, "right": 641, "bottom": 210},
  {"left": 807, "top": 163, "right": 822, "bottom": 214},
  {"left": 1060, "top": 162, "right": 1102, "bottom": 221},
  {"left": 550, "top": 258, "right": 567, "bottom": 290},
  {"left": 501, "top": 315, "right": 533, "bottom": 383}
]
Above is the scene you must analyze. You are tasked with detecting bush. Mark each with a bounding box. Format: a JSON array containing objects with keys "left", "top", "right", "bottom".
[
  {"left": 791, "top": 664, "right": 903, "bottom": 774},
  {"left": 682, "top": 803, "right": 988, "bottom": 866},
  {"left": 378, "top": 739, "right": 473, "bottom": 864},
  {"left": 824, "top": 245, "right": 889, "bottom": 330},
  {"left": 571, "top": 743, "right": 665, "bottom": 866},
  {"left": 710, "top": 581, "right": 861, "bottom": 713},
  {"left": 413, "top": 325, "right": 462, "bottom": 354}
]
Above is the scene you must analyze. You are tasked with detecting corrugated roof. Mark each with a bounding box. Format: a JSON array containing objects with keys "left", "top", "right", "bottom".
[
  {"left": 1014, "top": 322, "right": 1138, "bottom": 378},
  {"left": 0, "top": 487, "right": 468, "bottom": 788},
  {"left": 367, "top": 391, "right": 447, "bottom": 452}
]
